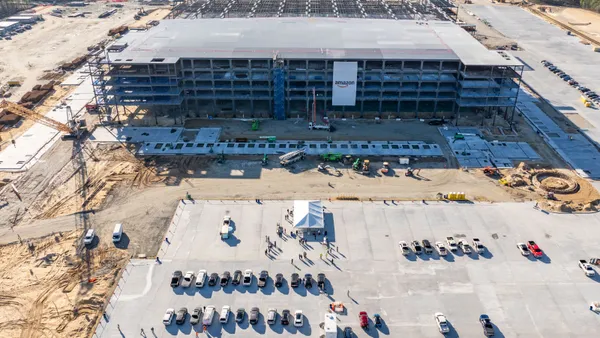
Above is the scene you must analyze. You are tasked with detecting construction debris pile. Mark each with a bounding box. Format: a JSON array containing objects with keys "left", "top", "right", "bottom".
[
  {"left": 499, "top": 163, "right": 600, "bottom": 213},
  {"left": 0, "top": 231, "right": 129, "bottom": 338},
  {"left": 60, "top": 56, "right": 88, "bottom": 72}
]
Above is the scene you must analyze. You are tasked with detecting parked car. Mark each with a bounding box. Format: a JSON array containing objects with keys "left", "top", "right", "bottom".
[
  {"left": 411, "top": 240, "right": 423, "bottom": 255},
  {"left": 317, "top": 273, "right": 326, "bottom": 290},
  {"left": 219, "top": 305, "right": 230, "bottom": 323},
  {"left": 203, "top": 305, "right": 216, "bottom": 326},
  {"left": 190, "top": 307, "right": 202, "bottom": 325},
  {"left": 458, "top": 240, "right": 473, "bottom": 255},
  {"left": 422, "top": 239, "right": 433, "bottom": 254},
  {"left": 232, "top": 270, "right": 242, "bottom": 285},
  {"left": 344, "top": 326, "right": 353, "bottom": 337},
  {"left": 258, "top": 270, "right": 268, "bottom": 288},
  {"left": 175, "top": 307, "right": 188, "bottom": 325},
  {"left": 170, "top": 271, "right": 183, "bottom": 287},
  {"left": 83, "top": 229, "right": 95, "bottom": 245},
  {"left": 208, "top": 273, "right": 219, "bottom": 286},
  {"left": 304, "top": 273, "right": 313, "bottom": 288},
  {"left": 580, "top": 87, "right": 590, "bottom": 93},
  {"left": 434, "top": 312, "right": 450, "bottom": 334},
  {"left": 220, "top": 271, "right": 231, "bottom": 286},
  {"left": 527, "top": 241, "right": 543, "bottom": 258},
  {"left": 195, "top": 269, "right": 207, "bottom": 287},
  {"left": 399, "top": 241, "right": 411, "bottom": 255},
  {"left": 579, "top": 260, "right": 596, "bottom": 276},
  {"left": 235, "top": 308, "right": 245, "bottom": 323},
  {"left": 162, "top": 308, "right": 175, "bottom": 325},
  {"left": 291, "top": 273, "right": 300, "bottom": 288},
  {"left": 267, "top": 308, "right": 277, "bottom": 325},
  {"left": 374, "top": 313, "right": 382, "bottom": 328},
  {"left": 275, "top": 273, "right": 284, "bottom": 287},
  {"left": 359, "top": 311, "right": 369, "bottom": 328},
  {"left": 446, "top": 237, "right": 458, "bottom": 251},
  {"left": 517, "top": 242, "right": 530, "bottom": 256},
  {"left": 479, "top": 314, "right": 495, "bottom": 336},
  {"left": 472, "top": 238, "right": 485, "bottom": 254},
  {"left": 250, "top": 307, "right": 260, "bottom": 325},
  {"left": 435, "top": 242, "right": 448, "bottom": 256},
  {"left": 242, "top": 269, "right": 253, "bottom": 286},
  {"left": 181, "top": 271, "right": 195, "bottom": 288},
  {"left": 294, "top": 310, "right": 304, "bottom": 327},
  {"left": 281, "top": 309, "right": 291, "bottom": 325}
]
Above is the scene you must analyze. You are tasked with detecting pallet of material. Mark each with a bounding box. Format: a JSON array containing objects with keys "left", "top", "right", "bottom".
[{"left": 108, "top": 25, "right": 128, "bottom": 36}]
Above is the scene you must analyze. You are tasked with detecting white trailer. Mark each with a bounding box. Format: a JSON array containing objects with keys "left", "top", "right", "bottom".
[
  {"left": 308, "top": 122, "right": 331, "bottom": 131},
  {"left": 322, "top": 313, "right": 337, "bottom": 338},
  {"left": 279, "top": 149, "right": 306, "bottom": 166}
]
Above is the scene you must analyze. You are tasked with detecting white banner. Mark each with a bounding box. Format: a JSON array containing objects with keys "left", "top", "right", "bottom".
[{"left": 332, "top": 61, "right": 358, "bottom": 106}]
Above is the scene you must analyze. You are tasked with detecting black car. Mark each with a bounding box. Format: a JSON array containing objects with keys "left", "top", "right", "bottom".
[
  {"left": 427, "top": 118, "right": 445, "bottom": 126},
  {"left": 275, "top": 273, "right": 284, "bottom": 287},
  {"left": 258, "top": 270, "right": 268, "bottom": 288},
  {"left": 411, "top": 240, "right": 423, "bottom": 255},
  {"left": 281, "top": 309, "right": 291, "bottom": 325},
  {"left": 304, "top": 273, "right": 313, "bottom": 288},
  {"left": 232, "top": 270, "right": 242, "bottom": 285},
  {"left": 581, "top": 87, "right": 590, "bottom": 93},
  {"left": 479, "top": 314, "right": 495, "bottom": 336},
  {"left": 235, "top": 308, "right": 245, "bottom": 323},
  {"left": 317, "top": 273, "right": 326, "bottom": 290},
  {"left": 208, "top": 272, "right": 219, "bottom": 286},
  {"left": 291, "top": 273, "right": 300, "bottom": 288},
  {"left": 422, "top": 239, "right": 433, "bottom": 254},
  {"left": 175, "top": 307, "right": 188, "bottom": 325},
  {"left": 220, "top": 271, "right": 231, "bottom": 286},
  {"left": 170, "top": 270, "right": 183, "bottom": 287}
]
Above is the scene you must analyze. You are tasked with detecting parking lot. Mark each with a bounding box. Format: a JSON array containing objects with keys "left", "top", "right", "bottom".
[{"left": 96, "top": 201, "right": 600, "bottom": 337}]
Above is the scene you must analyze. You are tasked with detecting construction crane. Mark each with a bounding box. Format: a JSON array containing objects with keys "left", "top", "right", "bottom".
[{"left": 0, "top": 100, "right": 80, "bottom": 136}]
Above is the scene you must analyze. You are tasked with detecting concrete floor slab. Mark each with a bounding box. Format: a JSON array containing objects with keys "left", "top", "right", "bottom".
[{"left": 95, "top": 201, "right": 600, "bottom": 338}]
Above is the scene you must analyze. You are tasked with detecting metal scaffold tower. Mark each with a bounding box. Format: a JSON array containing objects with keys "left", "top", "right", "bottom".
[
  {"left": 88, "top": 51, "right": 113, "bottom": 121},
  {"left": 273, "top": 53, "right": 286, "bottom": 120}
]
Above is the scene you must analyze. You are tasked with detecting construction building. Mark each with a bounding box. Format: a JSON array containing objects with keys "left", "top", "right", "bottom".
[
  {"left": 93, "top": 17, "right": 523, "bottom": 121},
  {"left": 0, "top": 21, "right": 20, "bottom": 35}
]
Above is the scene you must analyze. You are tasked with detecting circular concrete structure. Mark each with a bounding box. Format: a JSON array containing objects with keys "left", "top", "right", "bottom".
[{"left": 532, "top": 171, "right": 579, "bottom": 194}]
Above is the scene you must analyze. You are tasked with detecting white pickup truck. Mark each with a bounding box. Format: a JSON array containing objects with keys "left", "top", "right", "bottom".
[{"left": 579, "top": 260, "right": 596, "bottom": 276}]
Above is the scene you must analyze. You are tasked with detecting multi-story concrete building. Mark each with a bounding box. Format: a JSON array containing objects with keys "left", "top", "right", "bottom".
[{"left": 94, "top": 18, "right": 523, "bottom": 122}]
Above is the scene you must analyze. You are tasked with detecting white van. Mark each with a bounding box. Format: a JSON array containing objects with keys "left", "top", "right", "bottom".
[
  {"left": 203, "top": 305, "right": 216, "bottom": 325},
  {"left": 112, "top": 223, "right": 123, "bottom": 243},
  {"left": 219, "top": 305, "right": 230, "bottom": 323}
]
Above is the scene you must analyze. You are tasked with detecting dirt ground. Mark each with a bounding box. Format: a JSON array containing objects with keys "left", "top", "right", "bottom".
[
  {"left": 0, "top": 3, "right": 170, "bottom": 100},
  {"left": 535, "top": 5, "right": 600, "bottom": 37},
  {"left": 0, "top": 231, "right": 128, "bottom": 338}
]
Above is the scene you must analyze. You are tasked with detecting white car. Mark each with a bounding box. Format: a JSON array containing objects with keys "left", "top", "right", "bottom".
[
  {"left": 219, "top": 305, "right": 231, "bottom": 323},
  {"left": 579, "top": 260, "right": 596, "bottom": 276},
  {"left": 399, "top": 241, "right": 411, "bottom": 255},
  {"left": 83, "top": 229, "right": 95, "bottom": 245},
  {"left": 472, "top": 238, "right": 485, "bottom": 254},
  {"left": 203, "top": 305, "right": 216, "bottom": 326},
  {"left": 195, "top": 269, "right": 207, "bottom": 287},
  {"left": 458, "top": 240, "right": 473, "bottom": 254},
  {"left": 435, "top": 242, "right": 447, "bottom": 256},
  {"left": 517, "top": 243, "right": 530, "bottom": 256},
  {"left": 446, "top": 236, "right": 458, "bottom": 251},
  {"left": 163, "top": 308, "right": 175, "bottom": 325},
  {"left": 434, "top": 312, "right": 450, "bottom": 333},
  {"left": 294, "top": 310, "right": 304, "bottom": 327},
  {"left": 181, "top": 271, "right": 195, "bottom": 288},
  {"left": 242, "top": 269, "right": 253, "bottom": 286}
]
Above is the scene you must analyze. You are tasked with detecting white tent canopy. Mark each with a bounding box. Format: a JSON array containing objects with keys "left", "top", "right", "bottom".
[{"left": 293, "top": 200, "right": 324, "bottom": 230}]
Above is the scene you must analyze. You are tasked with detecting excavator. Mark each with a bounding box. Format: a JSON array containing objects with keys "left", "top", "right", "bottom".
[{"left": 0, "top": 100, "right": 85, "bottom": 139}]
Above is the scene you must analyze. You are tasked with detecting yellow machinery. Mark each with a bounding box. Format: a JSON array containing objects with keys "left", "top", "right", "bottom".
[{"left": 361, "top": 159, "right": 370, "bottom": 175}]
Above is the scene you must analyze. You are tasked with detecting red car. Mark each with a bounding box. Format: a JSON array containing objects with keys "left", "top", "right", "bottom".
[
  {"left": 527, "top": 241, "right": 543, "bottom": 258},
  {"left": 359, "top": 311, "right": 369, "bottom": 328}
]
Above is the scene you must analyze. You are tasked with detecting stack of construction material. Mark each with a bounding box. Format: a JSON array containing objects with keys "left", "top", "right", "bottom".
[
  {"left": 60, "top": 56, "right": 88, "bottom": 71},
  {"left": 108, "top": 25, "right": 128, "bottom": 37},
  {"left": 18, "top": 81, "right": 56, "bottom": 105}
]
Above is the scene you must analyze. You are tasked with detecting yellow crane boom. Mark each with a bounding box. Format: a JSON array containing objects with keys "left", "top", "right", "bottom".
[{"left": 0, "top": 100, "right": 73, "bottom": 134}]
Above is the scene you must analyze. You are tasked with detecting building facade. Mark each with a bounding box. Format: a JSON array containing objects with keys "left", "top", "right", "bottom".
[{"left": 93, "top": 18, "right": 523, "bottom": 121}]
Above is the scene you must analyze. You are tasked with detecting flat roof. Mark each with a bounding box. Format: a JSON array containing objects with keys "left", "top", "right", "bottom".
[
  {"left": 109, "top": 18, "right": 521, "bottom": 66},
  {"left": 0, "top": 21, "right": 19, "bottom": 28}
]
